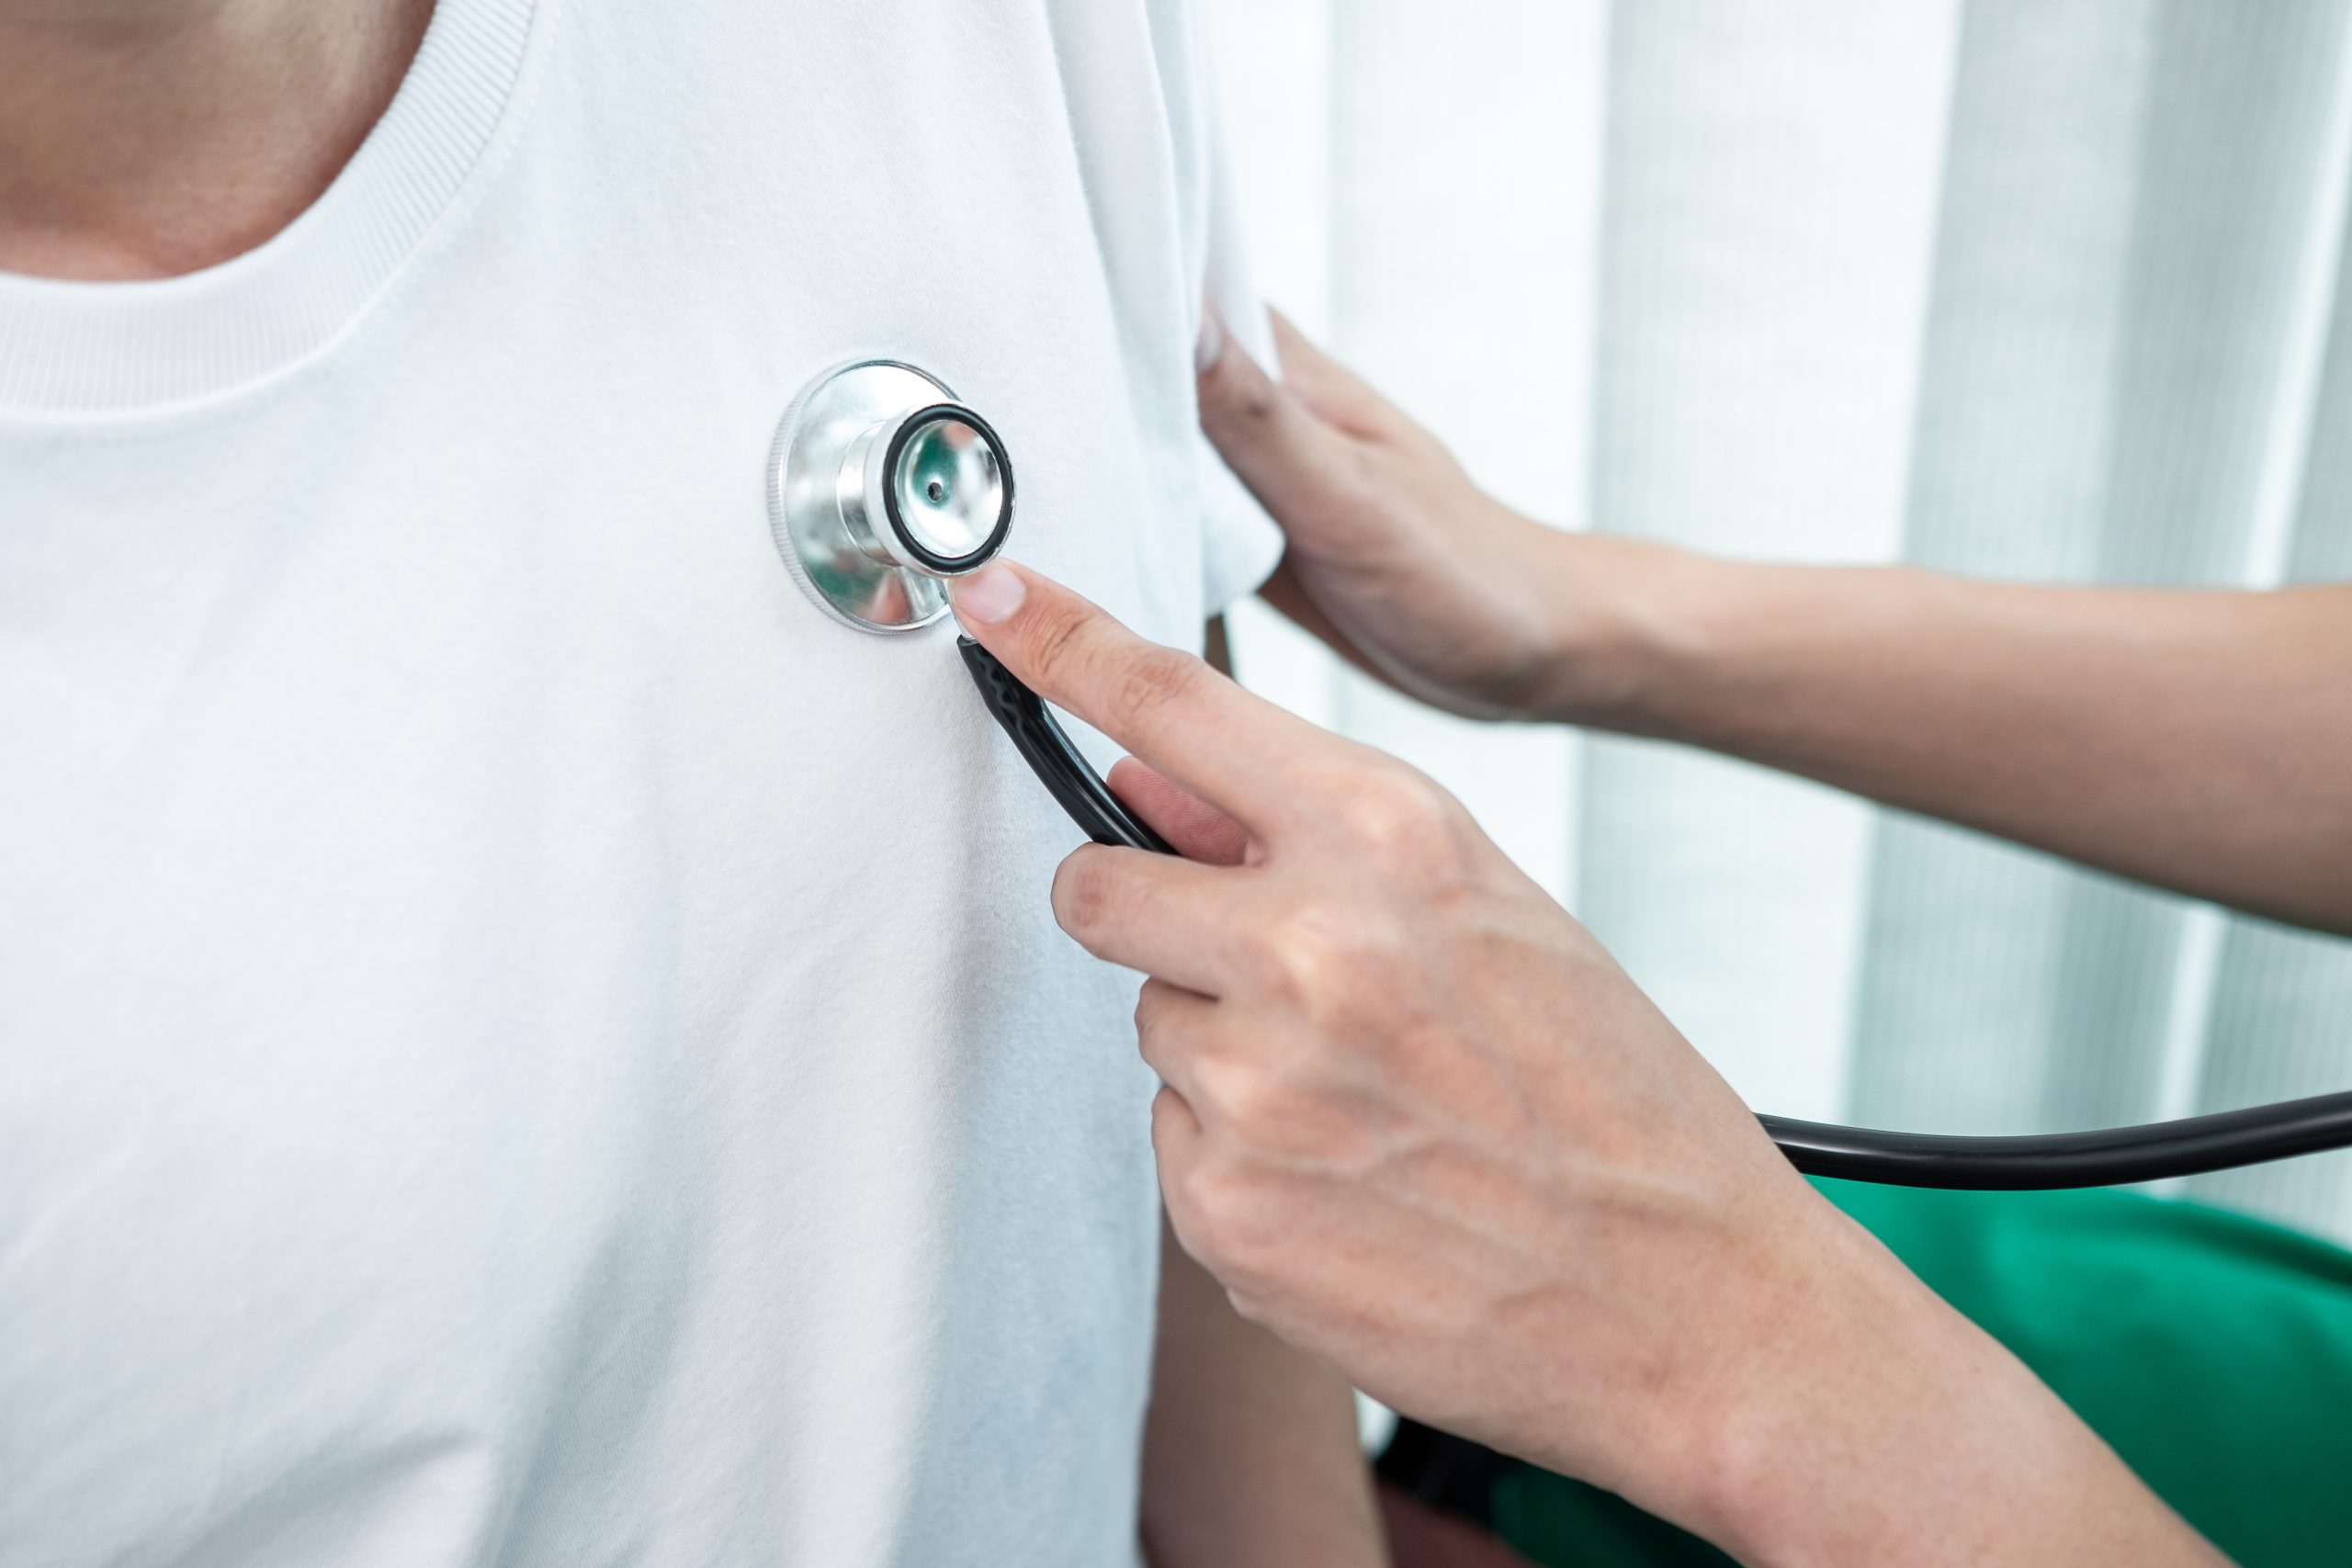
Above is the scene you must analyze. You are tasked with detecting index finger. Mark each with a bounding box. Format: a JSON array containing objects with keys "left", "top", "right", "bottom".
[{"left": 949, "top": 558, "right": 1337, "bottom": 829}]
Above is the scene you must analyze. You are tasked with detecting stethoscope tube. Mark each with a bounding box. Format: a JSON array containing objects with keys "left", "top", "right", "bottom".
[
  {"left": 960, "top": 637, "right": 2352, "bottom": 1191},
  {"left": 1760, "top": 1096, "right": 2352, "bottom": 1190},
  {"left": 959, "top": 637, "right": 1173, "bottom": 854}
]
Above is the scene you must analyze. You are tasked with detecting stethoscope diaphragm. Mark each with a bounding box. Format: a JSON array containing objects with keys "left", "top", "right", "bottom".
[{"left": 768, "top": 360, "right": 1014, "bottom": 633}]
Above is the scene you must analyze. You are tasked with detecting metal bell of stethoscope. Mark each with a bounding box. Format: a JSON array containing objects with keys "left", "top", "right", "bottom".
[
  {"left": 769, "top": 359, "right": 1016, "bottom": 632},
  {"left": 767, "top": 356, "right": 2352, "bottom": 1191},
  {"left": 768, "top": 356, "right": 1177, "bottom": 850}
]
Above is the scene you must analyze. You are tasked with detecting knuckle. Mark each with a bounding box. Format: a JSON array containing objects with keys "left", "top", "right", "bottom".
[
  {"left": 1173, "top": 1157, "right": 1259, "bottom": 1269},
  {"left": 1148, "top": 1083, "right": 1190, "bottom": 1145},
  {"left": 1202, "top": 350, "right": 1279, "bottom": 427},
  {"left": 1329, "top": 439, "right": 1387, "bottom": 511},
  {"left": 1049, "top": 848, "right": 1118, "bottom": 940},
  {"left": 1106, "top": 646, "right": 1207, "bottom": 738},
  {"left": 1195, "top": 1055, "right": 1281, "bottom": 1138},
  {"left": 1170, "top": 1156, "right": 1227, "bottom": 1244},
  {"left": 1134, "top": 976, "right": 1197, "bottom": 1031},
  {"left": 1259, "top": 906, "right": 1349, "bottom": 1010},
  {"left": 1229, "top": 373, "right": 1282, "bottom": 428},
  {"left": 1338, "top": 768, "right": 1460, "bottom": 874},
  {"left": 1132, "top": 977, "right": 1167, "bottom": 1032},
  {"left": 1133, "top": 984, "right": 1188, "bottom": 1072},
  {"left": 1253, "top": 899, "right": 1416, "bottom": 1039},
  {"left": 1021, "top": 598, "right": 1091, "bottom": 689},
  {"left": 1193, "top": 1164, "right": 1283, "bottom": 1285}
]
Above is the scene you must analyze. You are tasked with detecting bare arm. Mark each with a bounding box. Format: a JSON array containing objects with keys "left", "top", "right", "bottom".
[
  {"left": 1577, "top": 560, "right": 2352, "bottom": 935},
  {"left": 1142, "top": 1216, "right": 1388, "bottom": 1568},
  {"left": 953, "top": 560, "right": 2228, "bottom": 1568},
  {"left": 1199, "top": 314, "right": 2352, "bottom": 935}
]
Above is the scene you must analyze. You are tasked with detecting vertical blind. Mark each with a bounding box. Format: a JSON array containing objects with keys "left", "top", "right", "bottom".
[{"left": 1204, "top": 0, "right": 2352, "bottom": 1242}]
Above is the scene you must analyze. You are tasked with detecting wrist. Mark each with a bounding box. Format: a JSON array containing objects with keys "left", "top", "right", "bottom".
[
  {"left": 1655, "top": 1207, "right": 2189, "bottom": 1568},
  {"left": 1626, "top": 1194, "right": 1994, "bottom": 1565},
  {"left": 1519, "top": 534, "right": 1736, "bottom": 731},
  {"left": 1665, "top": 1216, "right": 1943, "bottom": 1565},
  {"left": 1525, "top": 545, "right": 1939, "bottom": 759}
]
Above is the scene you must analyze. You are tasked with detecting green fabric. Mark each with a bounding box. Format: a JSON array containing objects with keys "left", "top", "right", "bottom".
[{"left": 1489, "top": 1181, "right": 2352, "bottom": 1566}]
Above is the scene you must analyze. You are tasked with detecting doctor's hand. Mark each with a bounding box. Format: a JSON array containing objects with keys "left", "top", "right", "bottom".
[
  {"left": 1204, "top": 319, "right": 2352, "bottom": 939},
  {"left": 1197, "top": 315, "right": 1672, "bottom": 724},
  {"left": 951, "top": 559, "right": 2228, "bottom": 1568}
]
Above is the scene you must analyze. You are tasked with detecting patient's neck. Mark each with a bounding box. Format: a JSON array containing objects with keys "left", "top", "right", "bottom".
[{"left": 0, "top": 0, "right": 435, "bottom": 280}]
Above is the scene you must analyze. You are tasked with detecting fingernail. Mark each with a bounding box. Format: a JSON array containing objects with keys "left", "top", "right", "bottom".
[
  {"left": 951, "top": 561, "right": 1025, "bottom": 625},
  {"left": 1194, "top": 310, "right": 1226, "bottom": 373}
]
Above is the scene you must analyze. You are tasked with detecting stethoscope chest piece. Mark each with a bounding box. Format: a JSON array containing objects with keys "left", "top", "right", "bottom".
[{"left": 768, "top": 359, "right": 1015, "bottom": 633}]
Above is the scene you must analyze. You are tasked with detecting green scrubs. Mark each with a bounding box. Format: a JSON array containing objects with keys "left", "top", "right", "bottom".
[{"left": 1488, "top": 1180, "right": 2352, "bottom": 1567}]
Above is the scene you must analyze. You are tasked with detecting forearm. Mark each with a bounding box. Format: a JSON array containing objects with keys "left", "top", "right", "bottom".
[
  {"left": 1558, "top": 544, "right": 2352, "bottom": 933},
  {"left": 1141, "top": 1217, "right": 1386, "bottom": 1568},
  {"left": 967, "top": 561, "right": 2223, "bottom": 1568},
  {"left": 1661, "top": 1206, "right": 2227, "bottom": 1568}
]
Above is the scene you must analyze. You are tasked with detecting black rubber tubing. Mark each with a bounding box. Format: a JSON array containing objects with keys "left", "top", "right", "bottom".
[
  {"left": 1761, "top": 1091, "right": 2352, "bottom": 1190},
  {"left": 960, "top": 637, "right": 2352, "bottom": 1191}
]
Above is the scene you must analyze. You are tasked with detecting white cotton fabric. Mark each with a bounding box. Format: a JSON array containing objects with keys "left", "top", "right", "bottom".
[{"left": 0, "top": 1, "right": 1279, "bottom": 1562}]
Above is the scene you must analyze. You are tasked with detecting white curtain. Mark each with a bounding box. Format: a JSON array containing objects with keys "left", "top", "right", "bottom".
[{"left": 1205, "top": 0, "right": 2352, "bottom": 1242}]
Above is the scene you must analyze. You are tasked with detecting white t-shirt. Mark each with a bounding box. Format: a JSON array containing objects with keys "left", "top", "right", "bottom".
[{"left": 0, "top": 1, "right": 1278, "bottom": 1562}]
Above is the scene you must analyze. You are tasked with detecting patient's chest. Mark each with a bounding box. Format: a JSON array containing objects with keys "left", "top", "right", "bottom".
[{"left": 0, "top": 1, "right": 1217, "bottom": 1560}]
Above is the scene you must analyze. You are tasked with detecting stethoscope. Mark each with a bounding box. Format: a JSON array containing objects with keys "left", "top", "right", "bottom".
[{"left": 769, "top": 359, "right": 2352, "bottom": 1191}]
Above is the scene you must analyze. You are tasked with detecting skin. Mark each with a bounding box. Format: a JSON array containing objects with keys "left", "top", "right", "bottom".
[
  {"left": 1, "top": 6, "right": 1385, "bottom": 1561},
  {"left": 1204, "top": 314, "right": 2352, "bottom": 937},
  {"left": 0, "top": 0, "right": 436, "bottom": 279},
  {"left": 946, "top": 301, "right": 2339, "bottom": 1562},
  {"left": 1143, "top": 630, "right": 1386, "bottom": 1568},
  {"left": 950, "top": 557, "right": 2233, "bottom": 1567}
]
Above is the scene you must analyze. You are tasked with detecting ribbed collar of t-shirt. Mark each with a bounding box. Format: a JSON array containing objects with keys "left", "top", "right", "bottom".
[{"left": 0, "top": 0, "right": 542, "bottom": 419}]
